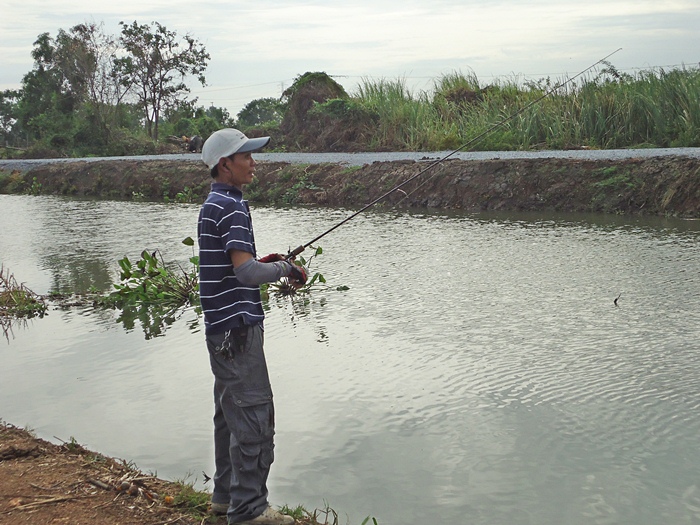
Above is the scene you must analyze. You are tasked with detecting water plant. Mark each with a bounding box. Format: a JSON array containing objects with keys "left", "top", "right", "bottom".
[
  {"left": 0, "top": 265, "right": 47, "bottom": 319},
  {"left": 104, "top": 237, "right": 199, "bottom": 307},
  {"left": 266, "top": 245, "right": 328, "bottom": 296},
  {"left": 174, "top": 185, "right": 198, "bottom": 203},
  {"left": 1, "top": 265, "right": 49, "bottom": 341}
]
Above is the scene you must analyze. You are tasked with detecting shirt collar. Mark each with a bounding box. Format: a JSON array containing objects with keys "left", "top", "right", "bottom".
[{"left": 211, "top": 182, "right": 243, "bottom": 197}]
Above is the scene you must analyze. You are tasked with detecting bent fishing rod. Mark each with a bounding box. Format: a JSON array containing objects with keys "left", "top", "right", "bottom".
[{"left": 286, "top": 48, "right": 622, "bottom": 259}]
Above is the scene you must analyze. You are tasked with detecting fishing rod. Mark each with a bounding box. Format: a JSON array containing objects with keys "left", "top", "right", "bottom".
[{"left": 286, "top": 48, "right": 622, "bottom": 259}]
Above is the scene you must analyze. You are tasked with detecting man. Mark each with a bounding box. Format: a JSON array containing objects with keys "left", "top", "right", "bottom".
[{"left": 198, "top": 128, "right": 305, "bottom": 525}]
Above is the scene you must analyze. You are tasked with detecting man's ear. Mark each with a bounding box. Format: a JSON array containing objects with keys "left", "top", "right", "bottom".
[{"left": 217, "top": 156, "right": 229, "bottom": 173}]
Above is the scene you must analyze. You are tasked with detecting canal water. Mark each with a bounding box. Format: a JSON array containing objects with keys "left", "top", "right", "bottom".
[{"left": 1, "top": 194, "right": 699, "bottom": 525}]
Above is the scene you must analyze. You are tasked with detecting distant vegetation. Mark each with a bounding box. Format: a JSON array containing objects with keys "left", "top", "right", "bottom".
[{"left": 1, "top": 20, "right": 699, "bottom": 157}]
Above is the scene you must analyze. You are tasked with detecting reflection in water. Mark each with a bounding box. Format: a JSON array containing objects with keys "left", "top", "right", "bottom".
[
  {"left": 112, "top": 302, "right": 201, "bottom": 340},
  {"left": 48, "top": 256, "right": 114, "bottom": 294},
  {"left": 1, "top": 195, "right": 699, "bottom": 525}
]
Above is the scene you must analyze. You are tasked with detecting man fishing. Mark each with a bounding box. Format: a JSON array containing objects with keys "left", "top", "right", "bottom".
[{"left": 198, "top": 128, "right": 306, "bottom": 525}]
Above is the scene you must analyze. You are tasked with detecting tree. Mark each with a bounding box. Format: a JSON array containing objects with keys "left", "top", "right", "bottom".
[
  {"left": 115, "top": 21, "right": 209, "bottom": 141},
  {"left": 0, "top": 90, "right": 22, "bottom": 146},
  {"left": 8, "top": 24, "right": 128, "bottom": 151},
  {"left": 57, "top": 22, "right": 131, "bottom": 145},
  {"left": 205, "top": 105, "right": 234, "bottom": 128},
  {"left": 237, "top": 97, "right": 285, "bottom": 128},
  {"left": 13, "top": 32, "right": 78, "bottom": 144}
]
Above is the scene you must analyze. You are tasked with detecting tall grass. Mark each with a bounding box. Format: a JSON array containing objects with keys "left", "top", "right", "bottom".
[{"left": 349, "top": 65, "right": 700, "bottom": 151}]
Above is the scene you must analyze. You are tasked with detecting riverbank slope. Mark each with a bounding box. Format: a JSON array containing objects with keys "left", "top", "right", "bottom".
[
  {"left": 0, "top": 422, "right": 206, "bottom": 524},
  {"left": 1, "top": 154, "right": 699, "bottom": 216}
]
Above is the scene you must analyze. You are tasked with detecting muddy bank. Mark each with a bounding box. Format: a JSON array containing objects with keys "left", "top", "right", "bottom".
[
  {"left": 0, "top": 422, "right": 203, "bottom": 524},
  {"left": 2, "top": 155, "right": 699, "bottom": 217}
]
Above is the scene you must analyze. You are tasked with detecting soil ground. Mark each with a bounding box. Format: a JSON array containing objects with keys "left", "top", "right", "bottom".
[{"left": 0, "top": 422, "right": 217, "bottom": 524}]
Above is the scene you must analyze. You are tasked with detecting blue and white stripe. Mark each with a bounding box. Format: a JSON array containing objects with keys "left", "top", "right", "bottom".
[{"left": 197, "top": 183, "right": 263, "bottom": 334}]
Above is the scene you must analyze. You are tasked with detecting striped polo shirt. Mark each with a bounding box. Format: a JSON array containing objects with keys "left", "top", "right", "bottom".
[{"left": 197, "top": 183, "right": 264, "bottom": 334}]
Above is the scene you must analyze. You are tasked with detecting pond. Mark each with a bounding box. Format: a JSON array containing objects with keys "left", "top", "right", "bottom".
[{"left": 1, "top": 194, "right": 699, "bottom": 525}]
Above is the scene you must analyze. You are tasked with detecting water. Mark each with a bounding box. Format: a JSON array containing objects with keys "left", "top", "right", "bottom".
[{"left": 1, "top": 194, "right": 699, "bottom": 525}]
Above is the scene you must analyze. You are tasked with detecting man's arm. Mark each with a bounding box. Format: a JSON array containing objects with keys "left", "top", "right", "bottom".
[
  {"left": 230, "top": 250, "right": 254, "bottom": 268},
  {"left": 230, "top": 249, "right": 292, "bottom": 286}
]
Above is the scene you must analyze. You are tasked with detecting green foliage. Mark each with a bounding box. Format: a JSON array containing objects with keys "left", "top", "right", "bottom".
[
  {"left": 593, "top": 166, "right": 636, "bottom": 189},
  {"left": 173, "top": 186, "right": 198, "bottom": 203},
  {"left": 282, "top": 72, "right": 349, "bottom": 100},
  {"left": 26, "top": 177, "right": 42, "bottom": 195},
  {"left": 1, "top": 21, "right": 213, "bottom": 156},
  {"left": 237, "top": 97, "right": 286, "bottom": 128},
  {"left": 161, "top": 103, "right": 231, "bottom": 142},
  {"left": 115, "top": 21, "right": 210, "bottom": 141},
  {"left": 282, "top": 170, "right": 321, "bottom": 204},
  {"left": 94, "top": 238, "right": 200, "bottom": 339},
  {"left": 348, "top": 65, "right": 700, "bottom": 151},
  {"left": 265, "top": 246, "right": 341, "bottom": 297},
  {"left": 0, "top": 170, "right": 23, "bottom": 192},
  {"left": 5, "top": 33, "right": 700, "bottom": 159},
  {"left": 105, "top": 242, "right": 199, "bottom": 308}
]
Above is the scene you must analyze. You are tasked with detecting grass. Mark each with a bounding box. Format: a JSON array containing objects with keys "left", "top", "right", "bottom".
[
  {"left": 340, "top": 64, "right": 700, "bottom": 152},
  {"left": 162, "top": 478, "right": 374, "bottom": 525}
]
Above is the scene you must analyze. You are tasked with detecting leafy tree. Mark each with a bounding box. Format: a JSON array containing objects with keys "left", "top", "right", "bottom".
[
  {"left": 7, "top": 24, "right": 128, "bottom": 152},
  {"left": 162, "top": 102, "right": 233, "bottom": 140},
  {"left": 15, "top": 32, "right": 77, "bottom": 142},
  {"left": 57, "top": 22, "right": 131, "bottom": 146},
  {"left": 205, "top": 105, "right": 234, "bottom": 128},
  {"left": 0, "top": 90, "right": 22, "bottom": 146},
  {"left": 237, "top": 97, "right": 285, "bottom": 128},
  {"left": 115, "top": 21, "right": 210, "bottom": 141}
]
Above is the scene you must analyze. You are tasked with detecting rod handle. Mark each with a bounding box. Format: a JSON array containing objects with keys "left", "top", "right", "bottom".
[{"left": 286, "top": 245, "right": 305, "bottom": 260}]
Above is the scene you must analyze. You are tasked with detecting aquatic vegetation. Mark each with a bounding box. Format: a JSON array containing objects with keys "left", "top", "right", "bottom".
[
  {"left": 0, "top": 265, "right": 47, "bottom": 319},
  {"left": 105, "top": 246, "right": 199, "bottom": 308},
  {"left": 266, "top": 245, "right": 329, "bottom": 297},
  {"left": 1, "top": 238, "right": 344, "bottom": 340},
  {"left": 0, "top": 265, "right": 48, "bottom": 341}
]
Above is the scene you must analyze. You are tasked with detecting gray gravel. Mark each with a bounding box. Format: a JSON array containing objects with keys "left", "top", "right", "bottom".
[{"left": 2, "top": 147, "right": 700, "bottom": 172}]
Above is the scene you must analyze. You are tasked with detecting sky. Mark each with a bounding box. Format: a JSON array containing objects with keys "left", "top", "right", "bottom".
[{"left": 1, "top": 0, "right": 699, "bottom": 118}]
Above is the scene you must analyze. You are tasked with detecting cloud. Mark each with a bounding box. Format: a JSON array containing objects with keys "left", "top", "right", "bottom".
[{"left": 1, "top": 0, "right": 698, "bottom": 114}]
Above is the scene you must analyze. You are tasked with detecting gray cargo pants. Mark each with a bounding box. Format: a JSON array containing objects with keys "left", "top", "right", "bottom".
[{"left": 206, "top": 323, "right": 275, "bottom": 524}]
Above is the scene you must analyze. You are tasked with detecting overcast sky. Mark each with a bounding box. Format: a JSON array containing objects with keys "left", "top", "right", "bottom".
[{"left": 1, "top": 0, "right": 698, "bottom": 118}]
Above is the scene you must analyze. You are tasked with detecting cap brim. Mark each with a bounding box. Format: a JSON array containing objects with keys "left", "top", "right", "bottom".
[{"left": 237, "top": 136, "right": 270, "bottom": 153}]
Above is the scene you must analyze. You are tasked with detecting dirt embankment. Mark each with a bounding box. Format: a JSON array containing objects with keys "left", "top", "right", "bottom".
[
  {"left": 2, "top": 155, "right": 700, "bottom": 217},
  {"left": 0, "top": 422, "right": 205, "bottom": 524}
]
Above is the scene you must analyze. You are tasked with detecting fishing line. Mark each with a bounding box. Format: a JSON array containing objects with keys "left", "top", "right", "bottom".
[{"left": 286, "top": 48, "right": 622, "bottom": 259}]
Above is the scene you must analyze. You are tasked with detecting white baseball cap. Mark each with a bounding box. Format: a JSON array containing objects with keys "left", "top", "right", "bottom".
[{"left": 201, "top": 128, "right": 270, "bottom": 169}]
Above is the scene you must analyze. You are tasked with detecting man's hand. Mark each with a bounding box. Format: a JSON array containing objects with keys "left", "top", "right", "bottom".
[
  {"left": 287, "top": 264, "right": 307, "bottom": 288},
  {"left": 258, "top": 253, "right": 285, "bottom": 263}
]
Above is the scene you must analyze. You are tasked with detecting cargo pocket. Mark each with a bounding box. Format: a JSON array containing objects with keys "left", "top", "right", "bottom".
[
  {"left": 234, "top": 399, "right": 275, "bottom": 472},
  {"left": 239, "top": 440, "right": 275, "bottom": 472},
  {"left": 231, "top": 388, "right": 275, "bottom": 445}
]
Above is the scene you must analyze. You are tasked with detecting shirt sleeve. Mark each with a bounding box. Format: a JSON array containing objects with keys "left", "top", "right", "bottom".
[{"left": 220, "top": 201, "right": 255, "bottom": 255}]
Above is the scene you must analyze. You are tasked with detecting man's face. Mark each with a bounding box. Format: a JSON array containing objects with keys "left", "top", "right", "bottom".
[{"left": 220, "top": 151, "right": 256, "bottom": 188}]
